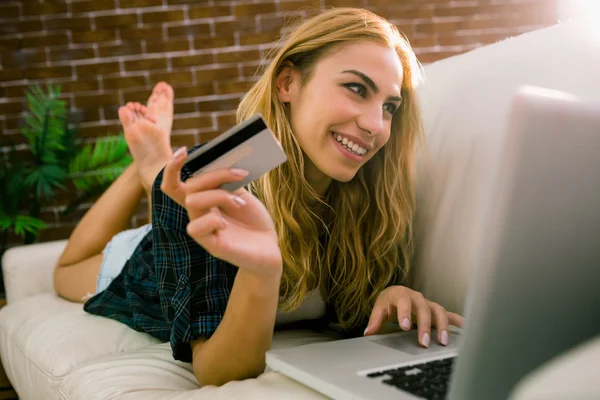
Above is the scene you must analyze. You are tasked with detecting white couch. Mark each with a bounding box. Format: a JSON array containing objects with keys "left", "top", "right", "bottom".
[{"left": 1, "top": 18, "right": 599, "bottom": 400}]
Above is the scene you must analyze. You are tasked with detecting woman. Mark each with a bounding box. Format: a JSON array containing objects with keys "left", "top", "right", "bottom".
[{"left": 54, "top": 7, "right": 463, "bottom": 387}]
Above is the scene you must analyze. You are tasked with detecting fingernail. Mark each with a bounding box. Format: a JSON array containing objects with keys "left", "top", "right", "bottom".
[
  {"left": 231, "top": 195, "right": 246, "bottom": 207},
  {"left": 363, "top": 326, "right": 369, "bottom": 336},
  {"left": 231, "top": 168, "right": 249, "bottom": 177},
  {"left": 441, "top": 330, "right": 449, "bottom": 346},
  {"left": 422, "top": 333, "right": 430, "bottom": 348},
  {"left": 401, "top": 318, "right": 411, "bottom": 330},
  {"left": 173, "top": 147, "right": 187, "bottom": 160}
]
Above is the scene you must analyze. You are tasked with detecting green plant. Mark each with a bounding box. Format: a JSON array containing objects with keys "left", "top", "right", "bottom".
[{"left": 0, "top": 83, "right": 132, "bottom": 246}]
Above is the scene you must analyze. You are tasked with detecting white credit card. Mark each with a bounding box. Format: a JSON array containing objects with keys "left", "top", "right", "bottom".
[{"left": 183, "top": 113, "right": 287, "bottom": 192}]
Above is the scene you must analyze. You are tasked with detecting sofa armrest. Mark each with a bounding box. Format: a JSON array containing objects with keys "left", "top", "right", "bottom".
[{"left": 1, "top": 239, "right": 67, "bottom": 304}]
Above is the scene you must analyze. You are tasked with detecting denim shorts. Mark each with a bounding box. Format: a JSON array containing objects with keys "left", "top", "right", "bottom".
[{"left": 96, "top": 224, "right": 152, "bottom": 294}]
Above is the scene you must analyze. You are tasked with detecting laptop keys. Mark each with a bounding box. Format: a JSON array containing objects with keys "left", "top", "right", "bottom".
[{"left": 367, "top": 357, "right": 456, "bottom": 399}]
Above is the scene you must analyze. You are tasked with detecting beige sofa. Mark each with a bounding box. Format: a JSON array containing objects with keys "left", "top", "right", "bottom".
[{"left": 1, "top": 19, "right": 599, "bottom": 399}]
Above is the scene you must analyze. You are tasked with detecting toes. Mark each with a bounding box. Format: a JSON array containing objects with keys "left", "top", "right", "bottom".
[
  {"left": 118, "top": 106, "right": 133, "bottom": 126},
  {"left": 151, "top": 81, "right": 174, "bottom": 101}
]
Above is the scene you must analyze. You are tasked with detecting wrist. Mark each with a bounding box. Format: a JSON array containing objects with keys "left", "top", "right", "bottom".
[{"left": 236, "top": 266, "right": 282, "bottom": 295}]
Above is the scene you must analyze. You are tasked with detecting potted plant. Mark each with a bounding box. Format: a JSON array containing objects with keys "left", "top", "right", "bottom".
[{"left": 0, "top": 83, "right": 132, "bottom": 293}]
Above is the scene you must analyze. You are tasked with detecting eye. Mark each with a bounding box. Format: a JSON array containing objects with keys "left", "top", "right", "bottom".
[
  {"left": 343, "top": 83, "right": 366, "bottom": 97},
  {"left": 384, "top": 103, "right": 398, "bottom": 115}
]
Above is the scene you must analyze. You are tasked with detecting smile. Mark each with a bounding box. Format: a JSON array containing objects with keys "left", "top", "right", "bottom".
[{"left": 330, "top": 132, "right": 368, "bottom": 162}]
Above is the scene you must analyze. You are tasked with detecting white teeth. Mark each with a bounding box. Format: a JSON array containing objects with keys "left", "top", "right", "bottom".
[
  {"left": 332, "top": 132, "right": 367, "bottom": 156},
  {"left": 342, "top": 137, "right": 348, "bottom": 145},
  {"left": 352, "top": 143, "right": 359, "bottom": 152}
]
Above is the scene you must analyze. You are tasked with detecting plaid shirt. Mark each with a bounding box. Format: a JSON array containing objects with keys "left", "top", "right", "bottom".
[{"left": 84, "top": 144, "right": 238, "bottom": 363}]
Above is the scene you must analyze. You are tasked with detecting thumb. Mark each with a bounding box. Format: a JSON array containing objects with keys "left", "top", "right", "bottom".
[{"left": 364, "top": 305, "right": 389, "bottom": 336}]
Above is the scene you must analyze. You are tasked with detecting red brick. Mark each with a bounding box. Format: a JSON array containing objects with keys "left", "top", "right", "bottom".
[
  {"left": 0, "top": 20, "right": 43, "bottom": 35},
  {"left": 170, "top": 53, "right": 214, "bottom": 68},
  {"left": 71, "top": 0, "right": 117, "bottom": 13},
  {"left": 170, "top": 133, "right": 197, "bottom": 148},
  {"left": 377, "top": 6, "right": 435, "bottom": 20},
  {"left": 188, "top": 5, "right": 232, "bottom": 19},
  {"left": 0, "top": 4, "right": 20, "bottom": 19},
  {"left": 21, "top": 33, "right": 69, "bottom": 48},
  {"left": 172, "top": 115, "right": 213, "bottom": 131},
  {"left": 124, "top": 58, "right": 168, "bottom": 72},
  {"left": 0, "top": 101, "right": 24, "bottom": 115},
  {"left": 170, "top": 101, "right": 194, "bottom": 114},
  {"left": 50, "top": 47, "right": 95, "bottom": 62},
  {"left": 216, "top": 113, "right": 237, "bottom": 129},
  {"left": 0, "top": 132, "right": 27, "bottom": 147},
  {"left": 240, "top": 62, "right": 268, "bottom": 78},
  {"left": 61, "top": 79, "right": 100, "bottom": 94},
  {"left": 76, "top": 62, "right": 121, "bottom": 76},
  {"left": 104, "top": 75, "right": 147, "bottom": 90},
  {"left": 279, "top": 0, "right": 321, "bottom": 12},
  {"left": 72, "top": 30, "right": 117, "bottom": 44},
  {"left": 198, "top": 130, "right": 222, "bottom": 143},
  {"left": 214, "top": 18, "right": 257, "bottom": 36},
  {"left": 0, "top": 37, "right": 21, "bottom": 51},
  {"left": 78, "top": 123, "right": 122, "bottom": 138},
  {"left": 195, "top": 66, "right": 239, "bottom": 83},
  {"left": 216, "top": 49, "right": 260, "bottom": 64},
  {"left": 4, "top": 115, "right": 25, "bottom": 131},
  {"left": 415, "top": 21, "right": 460, "bottom": 34},
  {"left": 142, "top": 10, "right": 185, "bottom": 24},
  {"left": 120, "top": 0, "right": 162, "bottom": 8},
  {"left": 234, "top": 2, "right": 276, "bottom": 17},
  {"left": 123, "top": 88, "right": 153, "bottom": 104},
  {"left": 216, "top": 79, "right": 253, "bottom": 95},
  {"left": 120, "top": 26, "right": 164, "bottom": 40},
  {"left": 417, "top": 51, "right": 464, "bottom": 64},
  {"left": 149, "top": 71, "right": 193, "bottom": 85},
  {"left": 2, "top": 49, "right": 46, "bottom": 67},
  {"left": 167, "top": 22, "right": 211, "bottom": 38},
  {"left": 95, "top": 13, "right": 137, "bottom": 28},
  {"left": 174, "top": 83, "right": 214, "bottom": 98},
  {"left": 75, "top": 92, "right": 120, "bottom": 108},
  {"left": 45, "top": 16, "right": 91, "bottom": 31},
  {"left": 102, "top": 104, "right": 121, "bottom": 121},
  {"left": 193, "top": 35, "right": 235, "bottom": 50},
  {"left": 239, "top": 31, "right": 280, "bottom": 46},
  {"left": 259, "top": 15, "right": 298, "bottom": 33},
  {"left": 26, "top": 66, "right": 72, "bottom": 79},
  {"left": 98, "top": 41, "right": 143, "bottom": 58},
  {"left": 196, "top": 97, "right": 241, "bottom": 112},
  {"left": 146, "top": 38, "right": 190, "bottom": 54}
]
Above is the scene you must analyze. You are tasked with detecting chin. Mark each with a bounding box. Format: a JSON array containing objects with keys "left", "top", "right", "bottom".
[{"left": 328, "top": 167, "right": 359, "bottom": 183}]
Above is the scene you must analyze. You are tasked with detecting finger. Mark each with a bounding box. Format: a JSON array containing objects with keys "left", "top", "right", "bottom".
[
  {"left": 447, "top": 312, "right": 464, "bottom": 328},
  {"left": 160, "top": 147, "right": 187, "bottom": 207},
  {"left": 185, "top": 168, "right": 249, "bottom": 193},
  {"left": 394, "top": 293, "right": 413, "bottom": 332},
  {"left": 411, "top": 292, "right": 431, "bottom": 348},
  {"left": 428, "top": 301, "right": 450, "bottom": 346},
  {"left": 364, "top": 303, "right": 390, "bottom": 336},
  {"left": 186, "top": 212, "right": 227, "bottom": 238},
  {"left": 184, "top": 189, "right": 246, "bottom": 220}
]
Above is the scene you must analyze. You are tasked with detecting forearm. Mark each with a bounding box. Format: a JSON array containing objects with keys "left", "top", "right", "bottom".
[{"left": 193, "top": 267, "right": 281, "bottom": 386}]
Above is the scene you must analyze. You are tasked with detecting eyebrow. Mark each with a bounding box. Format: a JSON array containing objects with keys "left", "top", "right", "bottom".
[{"left": 341, "top": 69, "right": 402, "bottom": 102}]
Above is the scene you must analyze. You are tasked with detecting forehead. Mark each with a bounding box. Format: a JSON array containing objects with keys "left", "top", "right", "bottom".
[{"left": 316, "top": 41, "right": 404, "bottom": 91}]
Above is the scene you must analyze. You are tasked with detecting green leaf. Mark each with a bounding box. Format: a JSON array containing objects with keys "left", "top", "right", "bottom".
[{"left": 12, "top": 215, "right": 46, "bottom": 238}]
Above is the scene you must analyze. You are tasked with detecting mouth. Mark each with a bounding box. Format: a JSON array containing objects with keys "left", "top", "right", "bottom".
[{"left": 330, "top": 131, "right": 369, "bottom": 161}]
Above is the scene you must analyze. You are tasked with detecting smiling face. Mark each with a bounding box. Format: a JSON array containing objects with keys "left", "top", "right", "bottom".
[{"left": 276, "top": 40, "right": 404, "bottom": 194}]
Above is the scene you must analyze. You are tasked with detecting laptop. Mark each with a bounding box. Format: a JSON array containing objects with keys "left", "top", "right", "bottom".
[{"left": 266, "top": 85, "right": 600, "bottom": 400}]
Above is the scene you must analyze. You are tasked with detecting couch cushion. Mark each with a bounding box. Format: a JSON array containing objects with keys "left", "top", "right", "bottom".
[
  {"left": 60, "top": 330, "right": 338, "bottom": 400},
  {"left": 0, "top": 293, "right": 160, "bottom": 400},
  {"left": 412, "top": 18, "right": 600, "bottom": 314}
]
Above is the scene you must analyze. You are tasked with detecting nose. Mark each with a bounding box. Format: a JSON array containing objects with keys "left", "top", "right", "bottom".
[{"left": 356, "top": 103, "right": 384, "bottom": 137}]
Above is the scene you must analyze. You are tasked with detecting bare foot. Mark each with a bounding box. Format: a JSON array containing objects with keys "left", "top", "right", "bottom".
[
  {"left": 118, "top": 103, "right": 173, "bottom": 194},
  {"left": 147, "top": 81, "right": 174, "bottom": 136}
]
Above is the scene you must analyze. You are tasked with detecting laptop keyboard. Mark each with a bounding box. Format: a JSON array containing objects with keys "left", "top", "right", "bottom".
[{"left": 366, "top": 357, "right": 456, "bottom": 399}]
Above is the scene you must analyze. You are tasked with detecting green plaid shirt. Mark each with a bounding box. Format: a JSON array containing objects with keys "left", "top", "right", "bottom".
[{"left": 84, "top": 144, "right": 238, "bottom": 363}]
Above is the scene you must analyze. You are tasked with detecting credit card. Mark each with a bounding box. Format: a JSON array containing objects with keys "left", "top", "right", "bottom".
[{"left": 184, "top": 113, "right": 287, "bottom": 192}]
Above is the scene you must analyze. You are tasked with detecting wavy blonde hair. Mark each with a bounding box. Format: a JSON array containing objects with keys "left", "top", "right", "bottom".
[{"left": 236, "top": 7, "right": 424, "bottom": 329}]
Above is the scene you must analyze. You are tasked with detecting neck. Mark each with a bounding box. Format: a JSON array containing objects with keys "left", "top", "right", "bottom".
[{"left": 304, "top": 159, "right": 332, "bottom": 197}]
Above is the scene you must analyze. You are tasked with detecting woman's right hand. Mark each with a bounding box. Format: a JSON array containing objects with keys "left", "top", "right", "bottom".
[{"left": 160, "top": 147, "right": 282, "bottom": 278}]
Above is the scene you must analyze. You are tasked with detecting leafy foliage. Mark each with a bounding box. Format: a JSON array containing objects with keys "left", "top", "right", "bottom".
[{"left": 0, "top": 83, "right": 131, "bottom": 243}]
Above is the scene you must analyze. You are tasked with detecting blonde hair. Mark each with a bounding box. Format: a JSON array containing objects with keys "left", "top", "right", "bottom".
[{"left": 237, "top": 7, "right": 424, "bottom": 329}]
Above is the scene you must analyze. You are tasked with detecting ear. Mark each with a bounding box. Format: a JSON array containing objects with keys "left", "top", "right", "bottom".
[{"left": 276, "top": 61, "right": 298, "bottom": 103}]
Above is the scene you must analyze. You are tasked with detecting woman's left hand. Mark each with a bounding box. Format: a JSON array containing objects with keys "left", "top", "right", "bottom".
[{"left": 364, "top": 285, "right": 464, "bottom": 348}]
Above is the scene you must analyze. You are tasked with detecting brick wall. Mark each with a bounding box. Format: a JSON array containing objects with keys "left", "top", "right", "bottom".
[{"left": 0, "top": 0, "right": 559, "bottom": 250}]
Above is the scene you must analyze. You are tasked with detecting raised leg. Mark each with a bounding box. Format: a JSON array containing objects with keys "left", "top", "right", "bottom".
[{"left": 54, "top": 82, "right": 174, "bottom": 303}]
